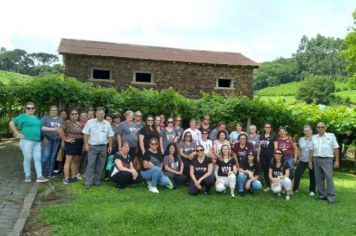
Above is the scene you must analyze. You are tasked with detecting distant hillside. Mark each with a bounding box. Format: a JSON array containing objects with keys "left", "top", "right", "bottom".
[
  {"left": 255, "top": 80, "right": 356, "bottom": 104},
  {"left": 0, "top": 70, "right": 33, "bottom": 85}
]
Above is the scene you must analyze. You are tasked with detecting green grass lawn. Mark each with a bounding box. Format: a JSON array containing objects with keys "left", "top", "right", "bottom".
[{"left": 40, "top": 172, "right": 356, "bottom": 236}]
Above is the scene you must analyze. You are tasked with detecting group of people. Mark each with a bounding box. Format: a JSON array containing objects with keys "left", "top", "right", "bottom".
[{"left": 9, "top": 102, "right": 340, "bottom": 203}]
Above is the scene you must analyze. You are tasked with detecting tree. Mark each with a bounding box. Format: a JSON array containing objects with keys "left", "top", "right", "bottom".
[
  {"left": 296, "top": 76, "right": 335, "bottom": 104},
  {"left": 0, "top": 49, "right": 34, "bottom": 74},
  {"left": 29, "top": 53, "right": 58, "bottom": 66},
  {"left": 253, "top": 57, "right": 300, "bottom": 90},
  {"left": 294, "top": 35, "right": 348, "bottom": 78},
  {"left": 341, "top": 9, "right": 356, "bottom": 74}
]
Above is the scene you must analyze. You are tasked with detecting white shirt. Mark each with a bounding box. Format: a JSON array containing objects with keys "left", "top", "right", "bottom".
[
  {"left": 199, "top": 139, "right": 213, "bottom": 155},
  {"left": 82, "top": 119, "right": 114, "bottom": 145},
  {"left": 310, "top": 132, "right": 339, "bottom": 158},
  {"left": 183, "top": 128, "right": 202, "bottom": 143}
]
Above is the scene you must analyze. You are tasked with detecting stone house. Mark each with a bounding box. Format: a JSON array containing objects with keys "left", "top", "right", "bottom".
[{"left": 58, "top": 38, "right": 258, "bottom": 98}]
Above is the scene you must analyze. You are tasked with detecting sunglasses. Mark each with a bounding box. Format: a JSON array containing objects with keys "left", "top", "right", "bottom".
[
  {"left": 167, "top": 121, "right": 174, "bottom": 123},
  {"left": 150, "top": 143, "right": 158, "bottom": 146},
  {"left": 196, "top": 149, "right": 204, "bottom": 152},
  {"left": 26, "top": 107, "right": 35, "bottom": 110},
  {"left": 274, "top": 152, "right": 282, "bottom": 155},
  {"left": 248, "top": 153, "right": 255, "bottom": 156}
]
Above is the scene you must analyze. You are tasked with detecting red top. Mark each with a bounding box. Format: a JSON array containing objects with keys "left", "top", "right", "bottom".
[{"left": 276, "top": 137, "right": 295, "bottom": 157}]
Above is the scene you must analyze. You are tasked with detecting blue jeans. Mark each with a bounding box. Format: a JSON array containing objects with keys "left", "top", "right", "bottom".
[
  {"left": 41, "top": 138, "right": 61, "bottom": 176},
  {"left": 237, "top": 173, "right": 262, "bottom": 192},
  {"left": 284, "top": 156, "right": 295, "bottom": 177},
  {"left": 19, "top": 139, "right": 43, "bottom": 178},
  {"left": 141, "top": 167, "right": 169, "bottom": 187}
]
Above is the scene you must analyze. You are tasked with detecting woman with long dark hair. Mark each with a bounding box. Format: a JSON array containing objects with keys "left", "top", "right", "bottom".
[
  {"left": 163, "top": 143, "right": 187, "bottom": 188},
  {"left": 57, "top": 108, "right": 83, "bottom": 184},
  {"left": 258, "top": 123, "right": 277, "bottom": 191},
  {"left": 269, "top": 148, "right": 293, "bottom": 201},
  {"left": 179, "top": 131, "right": 197, "bottom": 178},
  {"left": 139, "top": 115, "right": 160, "bottom": 155},
  {"left": 141, "top": 138, "right": 173, "bottom": 193},
  {"left": 189, "top": 145, "right": 214, "bottom": 196},
  {"left": 237, "top": 151, "right": 262, "bottom": 196}
]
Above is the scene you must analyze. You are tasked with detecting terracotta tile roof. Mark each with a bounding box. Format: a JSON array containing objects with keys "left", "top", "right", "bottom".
[{"left": 58, "top": 38, "right": 258, "bottom": 67}]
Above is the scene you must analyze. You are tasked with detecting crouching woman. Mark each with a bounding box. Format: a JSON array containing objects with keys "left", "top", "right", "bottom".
[
  {"left": 215, "top": 145, "right": 237, "bottom": 198},
  {"left": 237, "top": 151, "right": 262, "bottom": 196},
  {"left": 189, "top": 145, "right": 214, "bottom": 195},
  {"left": 110, "top": 142, "right": 138, "bottom": 188},
  {"left": 269, "top": 148, "right": 293, "bottom": 200}
]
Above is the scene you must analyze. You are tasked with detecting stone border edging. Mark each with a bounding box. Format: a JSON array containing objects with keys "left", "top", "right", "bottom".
[{"left": 7, "top": 184, "right": 40, "bottom": 236}]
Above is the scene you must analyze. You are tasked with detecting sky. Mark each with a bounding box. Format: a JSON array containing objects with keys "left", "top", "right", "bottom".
[{"left": 1, "top": 0, "right": 355, "bottom": 62}]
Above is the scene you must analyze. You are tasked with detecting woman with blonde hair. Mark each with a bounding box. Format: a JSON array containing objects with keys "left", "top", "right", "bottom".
[{"left": 215, "top": 144, "right": 237, "bottom": 198}]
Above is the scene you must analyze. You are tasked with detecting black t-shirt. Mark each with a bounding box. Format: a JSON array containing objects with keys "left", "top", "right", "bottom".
[
  {"left": 269, "top": 161, "right": 290, "bottom": 178},
  {"left": 139, "top": 126, "right": 160, "bottom": 150},
  {"left": 240, "top": 161, "right": 261, "bottom": 176},
  {"left": 142, "top": 150, "right": 163, "bottom": 170},
  {"left": 114, "top": 152, "right": 132, "bottom": 169},
  {"left": 259, "top": 134, "right": 277, "bottom": 158},
  {"left": 190, "top": 156, "right": 212, "bottom": 179},
  {"left": 216, "top": 159, "right": 236, "bottom": 177}
]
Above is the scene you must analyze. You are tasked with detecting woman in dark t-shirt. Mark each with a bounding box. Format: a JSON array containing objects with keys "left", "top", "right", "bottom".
[
  {"left": 110, "top": 142, "right": 138, "bottom": 188},
  {"left": 139, "top": 116, "right": 160, "bottom": 156},
  {"left": 189, "top": 145, "right": 214, "bottom": 195},
  {"left": 268, "top": 148, "right": 292, "bottom": 200},
  {"left": 237, "top": 151, "right": 262, "bottom": 196},
  {"left": 140, "top": 138, "right": 173, "bottom": 193}
]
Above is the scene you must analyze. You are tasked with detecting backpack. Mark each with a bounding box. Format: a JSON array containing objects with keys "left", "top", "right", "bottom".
[{"left": 105, "top": 154, "right": 115, "bottom": 172}]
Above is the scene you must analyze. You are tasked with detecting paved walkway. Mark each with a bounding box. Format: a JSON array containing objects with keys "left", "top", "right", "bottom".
[{"left": 0, "top": 139, "right": 38, "bottom": 236}]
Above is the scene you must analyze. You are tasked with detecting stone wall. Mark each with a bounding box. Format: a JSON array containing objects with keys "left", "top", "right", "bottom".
[{"left": 62, "top": 54, "right": 255, "bottom": 98}]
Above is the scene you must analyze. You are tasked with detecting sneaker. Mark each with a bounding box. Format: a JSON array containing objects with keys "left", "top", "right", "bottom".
[
  {"left": 309, "top": 192, "right": 315, "bottom": 196},
  {"left": 231, "top": 193, "right": 235, "bottom": 198},
  {"left": 294, "top": 189, "right": 299, "bottom": 193},
  {"left": 277, "top": 193, "right": 282, "bottom": 197},
  {"left": 264, "top": 187, "right": 271, "bottom": 192},
  {"left": 36, "top": 176, "right": 49, "bottom": 183},
  {"left": 166, "top": 179, "right": 174, "bottom": 190},
  {"left": 24, "top": 176, "right": 31, "bottom": 183},
  {"left": 76, "top": 174, "right": 83, "bottom": 180},
  {"left": 63, "top": 179, "right": 71, "bottom": 184},
  {"left": 69, "top": 177, "right": 78, "bottom": 182},
  {"left": 147, "top": 180, "right": 152, "bottom": 190},
  {"left": 150, "top": 187, "right": 159, "bottom": 193},
  {"left": 286, "top": 195, "right": 291, "bottom": 201}
]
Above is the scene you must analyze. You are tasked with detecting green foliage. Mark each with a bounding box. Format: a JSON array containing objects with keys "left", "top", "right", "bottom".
[
  {"left": 256, "top": 82, "right": 300, "bottom": 96},
  {"left": 341, "top": 9, "right": 356, "bottom": 74},
  {"left": 1, "top": 72, "right": 355, "bottom": 148},
  {"left": 294, "top": 34, "right": 348, "bottom": 78},
  {"left": 296, "top": 76, "right": 336, "bottom": 104},
  {"left": 253, "top": 57, "right": 300, "bottom": 90},
  {"left": 0, "top": 48, "right": 62, "bottom": 76}
]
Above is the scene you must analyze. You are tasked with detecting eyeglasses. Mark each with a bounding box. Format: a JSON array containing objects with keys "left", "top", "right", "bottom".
[
  {"left": 317, "top": 126, "right": 325, "bottom": 128},
  {"left": 50, "top": 110, "right": 58, "bottom": 112},
  {"left": 274, "top": 152, "right": 282, "bottom": 155},
  {"left": 150, "top": 143, "right": 158, "bottom": 146},
  {"left": 26, "top": 107, "right": 35, "bottom": 110},
  {"left": 196, "top": 149, "right": 204, "bottom": 152},
  {"left": 202, "top": 132, "right": 208, "bottom": 135},
  {"left": 71, "top": 113, "right": 78, "bottom": 115},
  {"left": 135, "top": 115, "right": 142, "bottom": 117}
]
